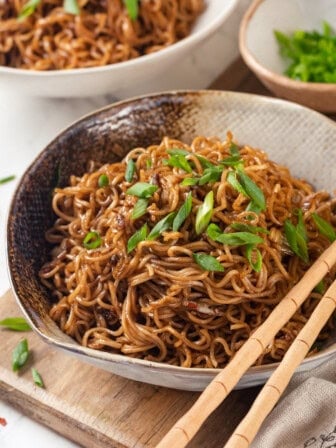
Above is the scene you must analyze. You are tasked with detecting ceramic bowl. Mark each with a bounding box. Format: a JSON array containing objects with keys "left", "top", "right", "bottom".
[
  {"left": 0, "top": 0, "right": 238, "bottom": 98},
  {"left": 7, "top": 90, "right": 336, "bottom": 391},
  {"left": 239, "top": 0, "right": 336, "bottom": 112}
]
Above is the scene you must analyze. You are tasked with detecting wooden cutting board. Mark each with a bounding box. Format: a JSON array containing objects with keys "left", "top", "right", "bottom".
[
  {"left": 0, "top": 289, "right": 260, "bottom": 448},
  {"left": 0, "top": 59, "right": 300, "bottom": 448}
]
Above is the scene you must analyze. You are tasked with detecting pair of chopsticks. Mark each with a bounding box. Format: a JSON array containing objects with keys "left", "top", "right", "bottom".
[{"left": 157, "top": 239, "right": 336, "bottom": 448}]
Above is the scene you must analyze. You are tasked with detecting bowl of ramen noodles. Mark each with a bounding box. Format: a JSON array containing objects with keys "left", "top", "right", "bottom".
[
  {"left": 8, "top": 90, "right": 336, "bottom": 391},
  {"left": 0, "top": 0, "right": 238, "bottom": 97}
]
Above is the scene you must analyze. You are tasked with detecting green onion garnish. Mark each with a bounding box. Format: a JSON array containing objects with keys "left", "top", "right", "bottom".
[
  {"left": 195, "top": 191, "right": 214, "bottom": 235},
  {"left": 126, "top": 182, "right": 158, "bottom": 198},
  {"left": 231, "top": 222, "right": 269, "bottom": 234},
  {"left": 206, "top": 224, "right": 264, "bottom": 246},
  {"left": 314, "top": 280, "right": 325, "bottom": 294},
  {"left": 123, "top": 0, "right": 139, "bottom": 20},
  {"left": 284, "top": 217, "right": 309, "bottom": 263},
  {"left": 199, "top": 166, "right": 223, "bottom": 185},
  {"left": 312, "top": 213, "right": 336, "bottom": 242},
  {"left": 164, "top": 154, "right": 192, "bottom": 173},
  {"left": 180, "top": 177, "right": 199, "bottom": 187},
  {"left": 83, "top": 231, "right": 102, "bottom": 250},
  {"left": 32, "top": 368, "right": 44, "bottom": 388},
  {"left": 12, "top": 339, "right": 29, "bottom": 372},
  {"left": 0, "top": 175, "right": 15, "bottom": 185},
  {"left": 147, "top": 212, "right": 176, "bottom": 241},
  {"left": 0, "top": 317, "right": 31, "bottom": 332},
  {"left": 125, "top": 159, "right": 136, "bottom": 183},
  {"left": 173, "top": 192, "right": 193, "bottom": 231},
  {"left": 63, "top": 0, "right": 80, "bottom": 15},
  {"left": 18, "top": 0, "right": 41, "bottom": 20},
  {"left": 246, "top": 245, "right": 263, "bottom": 272},
  {"left": 237, "top": 171, "right": 266, "bottom": 211},
  {"left": 193, "top": 253, "right": 224, "bottom": 272},
  {"left": 127, "top": 223, "right": 148, "bottom": 253},
  {"left": 132, "top": 198, "right": 148, "bottom": 220},
  {"left": 98, "top": 174, "right": 109, "bottom": 188},
  {"left": 230, "top": 142, "right": 240, "bottom": 157},
  {"left": 167, "top": 148, "right": 189, "bottom": 156}
]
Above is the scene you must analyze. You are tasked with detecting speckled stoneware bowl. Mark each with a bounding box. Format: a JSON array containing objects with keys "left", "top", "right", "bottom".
[{"left": 7, "top": 91, "right": 336, "bottom": 391}]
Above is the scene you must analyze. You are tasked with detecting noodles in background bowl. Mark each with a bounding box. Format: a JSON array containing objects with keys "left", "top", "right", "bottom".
[
  {"left": 39, "top": 134, "right": 336, "bottom": 368},
  {"left": 0, "top": 0, "right": 204, "bottom": 70}
]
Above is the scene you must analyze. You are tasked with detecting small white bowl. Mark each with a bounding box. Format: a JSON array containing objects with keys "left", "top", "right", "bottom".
[
  {"left": 0, "top": 0, "right": 238, "bottom": 98},
  {"left": 239, "top": 0, "right": 336, "bottom": 112}
]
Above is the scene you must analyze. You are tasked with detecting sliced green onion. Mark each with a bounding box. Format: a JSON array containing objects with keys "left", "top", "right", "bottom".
[
  {"left": 12, "top": 339, "right": 29, "bottom": 372},
  {"left": 219, "top": 155, "right": 243, "bottom": 167},
  {"left": 206, "top": 224, "right": 264, "bottom": 246},
  {"left": 32, "top": 368, "right": 44, "bottom": 388},
  {"left": 196, "top": 155, "right": 215, "bottom": 169},
  {"left": 0, "top": 175, "right": 15, "bottom": 185},
  {"left": 167, "top": 148, "right": 189, "bottom": 156},
  {"left": 227, "top": 171, "right": 246, "bottom": 196},
  {"left": 63, "top": 0, "right": 80, "bottom": 15},
  {"left": 132, "top": 198, "right": 148, "bottom": 220},
  {"left": 246, "top": 201, "right": 263, "bottom": 214},
  {"left": 164, "top": 154, "right": 192, "bottom": 173},
  {"left": 126, "top": 182, "right": 158, "bottom": 198},
  {"left": 123, "top": 0, "right": 139, "bottom": 20},
  {"left": 127, "top": 223, "right": 148, "bottom": 253},
  {"left": 230, "top": 142, "right": 240, "bottom": 157},
  {"left": 0, "top": 317, "right": 31, "bottom": 332},
  {"left": 98, "top": 174, "right": 109, "bottom": 188},
  {"left": 237, "top": 171, "right": 266, "bottom": 211},
  {"left": 147, "top": 212, "right": 176, "bottom": 241},
  {"left": 125, "top": 159, "right": 136, "bottom": 183},
  {"left": 173, "top": 193, "right": 193, "bottom": 231},
  {"left": 246, "top": 245, "right": 263, "bottom": 273},
  {"left": 146, "top": 159, "right": 152, "bottom": 169},
  {"left": 195, "top": 191, "right": 214, "bottom": 235},
  {"left": 312, "top": 213, "right": 336, "bottom": 242},
  {"left": 296, "top": 209, "right": 307, "bottom": 241},
  {"left": 231, "top": 222, "right": 269, "bottom": 234},
  {"left": 284, "top": 219, "right": 309, "bottom": 263},
  {"left": 199, "top": 167, "right": 223, "bottom": 186},
  {"left": 193, "top": 253, "right": 224, "bottom": 272},
  {"left": 180, "top": 177, "right": 199, "bottom": 187},
  {"left": 83, "top": 231, "right": 102, "bottom": 250},
  {"left": 18, "top": 0, "right": 41, "bottom": 20}
]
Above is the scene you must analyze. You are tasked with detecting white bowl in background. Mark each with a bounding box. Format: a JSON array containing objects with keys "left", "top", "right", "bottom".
[
  {"left": 0, "top": 0, "right": 238, "bottom": 98},
  {"left": 239, "top": 0, "right": 336, "bottom": 112}
]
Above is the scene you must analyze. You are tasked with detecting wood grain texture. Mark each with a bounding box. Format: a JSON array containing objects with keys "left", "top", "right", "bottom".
[{"left": 0, "top": 289, "right": 260, "bottom": 448}]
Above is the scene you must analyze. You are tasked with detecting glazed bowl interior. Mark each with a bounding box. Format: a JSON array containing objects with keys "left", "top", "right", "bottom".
[
  {"left": 7, "top": 91, "right": 336, "bottom": 391},
  {"left": 0, "top": 0, "right": 238, "bottom": 98}
]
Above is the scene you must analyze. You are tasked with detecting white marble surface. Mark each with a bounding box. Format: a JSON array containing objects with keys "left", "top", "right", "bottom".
[{"left": 0, "top": 1, "right": 249, "bottom": 446}]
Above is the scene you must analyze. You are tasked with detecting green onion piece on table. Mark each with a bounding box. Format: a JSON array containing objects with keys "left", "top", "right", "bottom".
[
  {"left": 32, "top": 367, "right": 44, "bottom": 388},
  {"left": 312, "top": 213, "right": 336, "bottom": 242},
  {"left": 0, "top": 317, "right": 31, "bottom": 332},
  {"left": 12, "top": 339, "right": 29, "bottom": 372}
]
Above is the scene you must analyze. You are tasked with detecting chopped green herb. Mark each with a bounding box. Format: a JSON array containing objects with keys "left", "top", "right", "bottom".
[
  {"left": 0, "top": 175, "right": 15, "bottom": 185},
  {"left": 275, "top": 22, "right": 336, "bottom": 83},
  {"left": 63, "top": 0, "right": 80, "bottom": 14},
  {"left": 167, "top": 148, "right": 189, "bottom": 156},
  {"left": 131, "top": 198, "right": 148, "bottom": 220},
  {"left": 0, "top": 317, "right": 31, "bottom": 332},
  {"left": 173, "top": 193, "right": 193, "bottom": 231},
  {"left": 32, "top": 368, "right": 44, "bottom": 388},
  {"left": 284, "top": 219, "right": 309, "bottom": 263},
  {"left": 146, "top": 159, "right": 152, "bottom": 169},
  {"left": 193, "top": 253, "right": 224, "bottom": 272},
  {"left": 123, "top": 0, "right": 139, "bottom": 20},
  {"left": 296, "top": 209, "right": 307, "bottom": 241},
  {"left": 196, "top": 155, "right": 216, "bottom": 169},
  {"left": 207, "top": 224, "right": 264, "bottom": 246},
  {"left": 180, "top": 177, "right": 199, "bottom": 187},
  {"left": 230, "top": 142, "right": 240, "bottom": 157},
  {"left": 246, "top": 245, "right": 263, "bottom": 272},
  {"left": 219, "top": 155, "right": 243, "bottom": 167},
  {"left": 126, "top": 182, "right": 158, "bottom": 198},
  {"left": 127, "top": 223, "right": 148, "bottom": 253},
  {"left": 125, "top": 159, "right": 136, "bottom": 183},
  {"left": 227, "top": 171, "right": 247, "bottom": 196},
  {"left": 83, "top": 231, "right": 102, "bottom": 250},
  {"left": 246, "top": 201, "right": 263, "bottom": 214},
  {"left": 164, "top": 154, "right": 192, "bottom": 173},
  {"left": 312, "top": 213, "right": 336, "bottom": 242},
  {"left": 199, "top": 166, "right": 223, "bottom": 186},
  {"left": 237, "top": 171, "right": 266, "bottom": 211},
  {"left": 147, "top": 212, "right": 176, "bottom": 241},
  {"left": 195, "top": 191, "right": 214, "bottom": 235},
  {"left": 18, "top": 0, "right": 41, "bottom": 20},
  {"left": 12, "top": 339, "right": 29, "bottom": 372},
  {"left": 98, "top": 174, "right": 109, "bottom": 188},
  {"left": 231, "top": 222, "right": 269, "bottom": 234}
]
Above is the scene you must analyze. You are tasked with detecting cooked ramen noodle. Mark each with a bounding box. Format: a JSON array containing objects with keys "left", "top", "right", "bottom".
[
  {"left": 0, "top": 0, "right": 204, "bottom": 70},
  {"left": 39, "top": 134, "right": 336, "bottom": 368}
]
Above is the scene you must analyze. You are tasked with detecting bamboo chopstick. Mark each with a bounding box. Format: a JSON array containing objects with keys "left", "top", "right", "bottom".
[
  {"left": 156, "top": 240, "right": 336, "bottom": 448},
  {"left": 224, "top": 278, "right": 336, "bottom": 448}
]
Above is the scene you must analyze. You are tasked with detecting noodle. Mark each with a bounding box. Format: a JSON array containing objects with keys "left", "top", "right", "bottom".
[
  {"left": 39, "top": 134, "right": 336, "bottom": 368},
  {"left": 0, "top": 0, "right": 204, "bottom": 70}
]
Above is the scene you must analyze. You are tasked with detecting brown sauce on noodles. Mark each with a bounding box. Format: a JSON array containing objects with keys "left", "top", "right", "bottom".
[
  {"left": 39, "top": 135, "right": 336, "bottom": 368},
  {"left": 0, "top": 0, "right": 204, "bottom": 70}
]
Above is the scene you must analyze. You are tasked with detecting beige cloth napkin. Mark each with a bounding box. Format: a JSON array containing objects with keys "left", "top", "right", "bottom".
[{"left": 251, "top": 356, "right": 336, "bottom": 448}]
